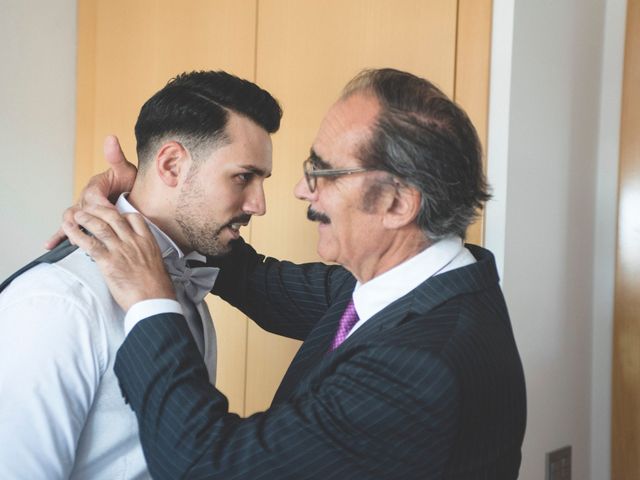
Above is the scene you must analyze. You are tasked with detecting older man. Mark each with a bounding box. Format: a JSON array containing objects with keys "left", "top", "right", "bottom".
[{"left": 64, "top": 68, "right": 526, "bottom": 479}]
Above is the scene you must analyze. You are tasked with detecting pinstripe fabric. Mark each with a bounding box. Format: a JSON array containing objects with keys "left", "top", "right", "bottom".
[{"left": 115, "top": 241, "right": 526, "bottom": 479}]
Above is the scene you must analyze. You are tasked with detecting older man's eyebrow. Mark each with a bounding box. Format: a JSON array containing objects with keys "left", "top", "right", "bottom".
[
  {"left": 308, "top": 149, "right": 331, "bottom": 169},
  {"left": 238, "top": 165, "right": 272, "bottom": 178}
]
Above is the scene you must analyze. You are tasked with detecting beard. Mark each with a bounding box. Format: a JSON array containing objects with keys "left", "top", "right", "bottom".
[
  {"left": 176, "top": 205, "right": 253, "bottom": 256},
  {"left": 175, "top": 174, "right": 251, "bottom": 256},
  {"left": 176, "top": 211, "right": 229, "bottom": 256}
]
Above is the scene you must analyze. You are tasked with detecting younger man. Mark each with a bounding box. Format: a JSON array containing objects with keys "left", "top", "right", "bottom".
[{"left": 0, "top": 71, "right": 281, "bottom": 479}]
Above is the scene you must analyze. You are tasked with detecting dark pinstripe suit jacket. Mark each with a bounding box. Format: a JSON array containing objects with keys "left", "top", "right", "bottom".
[{"left": 114, "top": 241, "right": 526, "bottom": 479}]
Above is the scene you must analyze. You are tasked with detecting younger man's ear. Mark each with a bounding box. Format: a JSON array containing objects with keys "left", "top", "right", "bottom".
[{"left": 155, "top": 141, "right": 189, "bottom": 187}]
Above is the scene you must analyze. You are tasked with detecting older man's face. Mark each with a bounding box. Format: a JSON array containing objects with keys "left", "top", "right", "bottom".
[{"left": 294, "top": 93, "right": 390, "bottom": 281}]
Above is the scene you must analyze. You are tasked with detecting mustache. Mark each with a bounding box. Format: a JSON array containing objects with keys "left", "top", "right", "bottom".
[
  {"left": 307, "top": 206, "right": 330, "bottom": 224},
  {"left": 226, "top": 214, "right": 252, "bottom": 227}
]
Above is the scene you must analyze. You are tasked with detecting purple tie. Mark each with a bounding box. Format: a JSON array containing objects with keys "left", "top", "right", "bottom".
[{"left": 329, "top": 299, "right": 359, "bottom": 351}]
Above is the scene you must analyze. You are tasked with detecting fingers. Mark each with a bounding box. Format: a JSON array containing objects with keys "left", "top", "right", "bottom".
[
  {"left": 104, "top": 135, "right": 137, "bottom": 194},
  {"left": 125, "top": 211, "right": 155, "bottom": 239},
  {"left": 50, "top": 135, "right": 136, "bottom": 251},
  {"left": 72, "top": 207, "right": 158, "bottom": 259},
  {"left": 63, "top": 204, "right": 176, "bottom": 310},
  {"left": 81, "top": 135, "right": 137, "bottom": 210},
  {"left": 63, "top": 204, "right": 81, "bottom": 225},
  {"left": 82, "top": 176, "right": 117, "bottom": 208},
  {"left": 74, "top": 206, "right": 139, "bottom": 248},
  {"left": 66, "top": 206, "right": 153, "bottom": 263},
  {"left": 44, "top": 204, "right": 82, "bottom": 250},
  {"left": 104, "top": 135, "right": 128, "bottom": 167},
  {"left": 62, "top": 219, "right": 108, "bottom": 259},
  {"left": 44, "top": 228, "right": 67, "bottom": 250}
]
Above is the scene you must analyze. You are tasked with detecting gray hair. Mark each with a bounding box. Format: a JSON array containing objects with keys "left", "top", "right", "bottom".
[{"left": 343, "top": 68, "right": 491, "bottom": 241}]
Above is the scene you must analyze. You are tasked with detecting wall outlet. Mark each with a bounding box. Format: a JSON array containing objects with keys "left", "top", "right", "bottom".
[{"left": 546, "top": 445, "right": 571, "bottom": 480}]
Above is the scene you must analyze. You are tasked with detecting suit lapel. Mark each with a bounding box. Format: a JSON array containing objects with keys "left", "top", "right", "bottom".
[
  {"left": 271, "top": 279, "right": 355, "bottom": 405},
  {"left": 272, "top": 245, "right": 499, "bottom": 404},
  {"left": 321, "top": 245, "right": 500, "bottom": 349}
]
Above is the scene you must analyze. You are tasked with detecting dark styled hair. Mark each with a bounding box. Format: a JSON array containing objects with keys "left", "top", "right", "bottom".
[
  {"left": 135, "top": 70, "right": 282, "bottom": 171},
  {"left": 343, "top": 68, "right": 491, "bottom": 240}
]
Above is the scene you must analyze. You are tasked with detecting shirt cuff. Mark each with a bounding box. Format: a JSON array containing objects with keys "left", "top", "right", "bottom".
[{"left": 124, "top": 299, "right": 184, "bottom": 335}]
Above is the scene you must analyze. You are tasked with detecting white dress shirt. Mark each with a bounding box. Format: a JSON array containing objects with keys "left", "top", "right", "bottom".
[
  {"left": 0, "top": 194, "right": 217, "bottom": 479},
  {"left": 349, "top": 235, "right": 476, "bottom": 338},
  {"left": 126, "top": 236, "right": 475, "bottom": 342}
]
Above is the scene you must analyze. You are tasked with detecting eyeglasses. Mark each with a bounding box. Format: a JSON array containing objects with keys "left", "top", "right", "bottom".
[{"left": 303, "top": 157, "right": 375, "bottom": 193}]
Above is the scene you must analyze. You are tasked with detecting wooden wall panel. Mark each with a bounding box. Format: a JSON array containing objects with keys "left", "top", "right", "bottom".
[
  {"left": 76, "top": 0, "right": 492, "bottom": 418},
  {"left": 74, "top": 0, "right": 98, "bottom": 198},
  {"left": 612, "top": 0, "right": 640, "bottom": 477},
  {"left": 455, "top": 0, "right": 492, "bottom": 245},
  {"left": 80, "top": 0, "right": 259, "bottom": 189},
  {"left": 245, "top": 0, "right": 459, "bottom": 414},
  {"left": 75, "top": 0, "right": 259, "bottom": 414}
]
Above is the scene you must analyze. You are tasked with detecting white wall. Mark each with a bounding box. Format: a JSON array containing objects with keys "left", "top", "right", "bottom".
[
  {"left": 0, "top": 0, "right": 77, "bottom": 278},
  {"left": 487, "top": 0, "right": 626, "bottom": 479},
  {"left": 590, "top": 2, "right": 626, "bottom": 479}
]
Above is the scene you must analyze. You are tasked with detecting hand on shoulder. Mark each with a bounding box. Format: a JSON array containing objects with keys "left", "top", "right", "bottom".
[{"left": 45, "top": 136, "right": 137, "bottom": 250}]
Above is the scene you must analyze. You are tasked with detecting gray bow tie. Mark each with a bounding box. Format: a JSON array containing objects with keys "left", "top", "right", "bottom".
[{"left": 165, "top": 257, "right": 219, "bottom": 304}]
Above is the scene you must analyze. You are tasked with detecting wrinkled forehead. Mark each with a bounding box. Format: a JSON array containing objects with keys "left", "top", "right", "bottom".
[{"left": 312, "top": 93, "right": 380, "bottom": 167}]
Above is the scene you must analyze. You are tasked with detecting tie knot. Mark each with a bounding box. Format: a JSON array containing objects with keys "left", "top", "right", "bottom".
[{"left": 329, "top": 299, "right": 359, "bottom": 351}]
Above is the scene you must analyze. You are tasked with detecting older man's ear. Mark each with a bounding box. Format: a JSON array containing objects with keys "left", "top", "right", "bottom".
[{"left": 381, "top": 183, "right": 422, "bottom": 230}]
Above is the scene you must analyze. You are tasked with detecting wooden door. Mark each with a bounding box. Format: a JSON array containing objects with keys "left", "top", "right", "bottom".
[
  {"left": 612, "top": 0, "right": 640, "bottom": 477},
  {"left": 75, "top": 0, "right": 492, "bottom": 416}
]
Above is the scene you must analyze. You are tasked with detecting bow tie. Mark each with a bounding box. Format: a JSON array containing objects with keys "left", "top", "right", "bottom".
[{"left": 164, "top": 256, "right": 219, "bottom": 304}]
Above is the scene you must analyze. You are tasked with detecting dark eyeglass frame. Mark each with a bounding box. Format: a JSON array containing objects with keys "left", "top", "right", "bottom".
[{"left": 303, "top": 157, "right": 376, "bottom": 193}]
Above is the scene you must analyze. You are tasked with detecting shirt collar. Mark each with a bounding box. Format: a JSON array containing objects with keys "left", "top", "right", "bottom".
[
  {"left": 115, "top": 193, "right": 207, "bottom": 264},
  {"left": 352, "top": 236, "right": 471, "bottom": 323}
]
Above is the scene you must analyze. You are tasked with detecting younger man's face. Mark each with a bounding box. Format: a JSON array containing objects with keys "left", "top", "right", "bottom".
[{"left": 175, "top": 111, "right": 273, "bottom": 256}]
